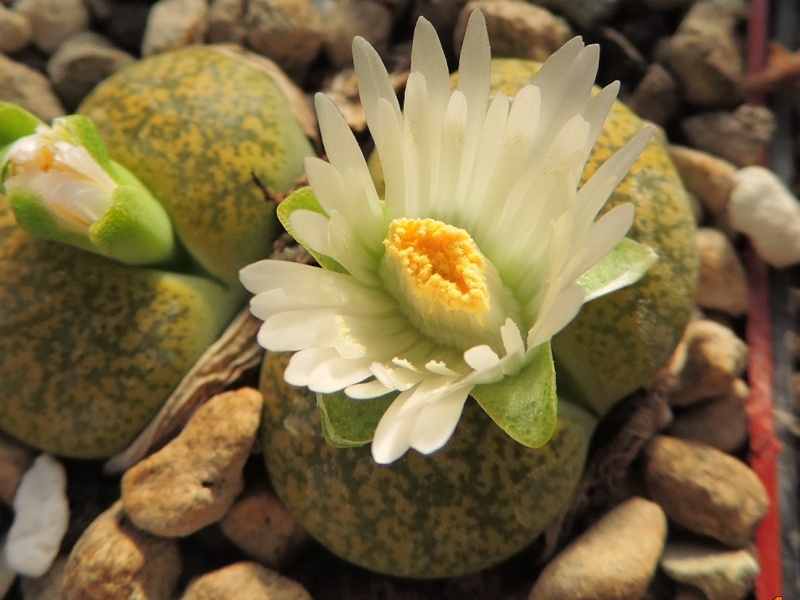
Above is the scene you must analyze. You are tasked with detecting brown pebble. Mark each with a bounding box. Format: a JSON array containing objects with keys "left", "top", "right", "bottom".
[
  {"left": 666, "top": 319, "right": 747, "bottom": 406},
  {"left": 0, "top": 432, "right": 35, "bottom": 507},
  {"left": 694, "top": 228, "right": 749, "bottom": 317},
  {"left": 19, "top": 555, "right": 67, "bottom": 600},
  {"left": 529, "top": 497, "right": 667, "bottom": 600},
  {"left": 180, "top": 561, "right": 312, "bottom": 600},
  {"left": 669, "top": 379, "right": 749, "bottom": 453},
  {"left": 669, "top": 145, "right": 737, "bottom": 221},
  {"left": 122, "top": 387, "right": 263, "bottom": 537},
  {"left": 645, "top": 436, "right": 768, "bottom": 547},
  {"left": 62, "top": 501, "right": 181, "bottom": 600},
  {"left": 219, "top": 487, "right": 310, "bottom": 568}
]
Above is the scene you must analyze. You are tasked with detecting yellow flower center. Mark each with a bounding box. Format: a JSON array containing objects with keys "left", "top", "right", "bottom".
[{"left": 384, "top": 218, "right": 490, "bottom": 318}]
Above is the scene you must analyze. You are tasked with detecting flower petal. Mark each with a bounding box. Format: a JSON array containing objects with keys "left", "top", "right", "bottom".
[
  {"left": 527, "top": 285, "right": 585, "bottom": 348},
  {"left": 409, "top": 387, "right": 471, "bottom": 454}
]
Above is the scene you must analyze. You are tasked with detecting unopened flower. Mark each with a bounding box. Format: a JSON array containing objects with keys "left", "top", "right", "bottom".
[
  {"left": 1, "top": 107, "right": 175, "bottom": 266},
  {"left": 241, "top": 11, "right": 656, "bottom": 464}
]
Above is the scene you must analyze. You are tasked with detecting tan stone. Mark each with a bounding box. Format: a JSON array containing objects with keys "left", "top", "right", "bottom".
[
  {"left": 669, "top": 145, "right": 737, "bottom": 219},
  {"left": 0, "top": 5, "right": 32, "bottom": 53},
  {"left": 141, "top": 0, "right": 209, "bottom": 57},
  {"left": 14, "top": 0, "right": 89, "bottom": 54},
  {"left": 529, "top": 497, "right": 667, "bottom": 600},
  {"left": 645, "top": 436, "right": 768, "bottom": 547},
  {"left": 0, "top": 53, "right": 65, "bottom": 121},
  {"left": 181, "top": 562, "right": 312, "bottom": 600},
  {"left": 219, "top": 488, "right": 310, "bottom": 567},
  {"left": 323, "top": 0, "right": 393, "bottom": 67},
  {"left": 122, "top": 388, "right": 263, "bottom": 537},
  {"left": 244, "top": 0, "right": 324, "bottom": 82},
  {"left": 694, "top": 228, "right": 748, "bottom": 317},
  {"left": 666, "top": 319, "right": 747, "bottom": 406},
  {"left": 669, "top": 379, "right": 749, "bottom": 453},
  {"left": 661, "top": 539, "right": 758, "bottom": 600},
  {"left": 62, "top": 501, "right": 181, "bottom": 600},
  {"left": 455, "top": 1, "right": 573, "bottom": 62}
]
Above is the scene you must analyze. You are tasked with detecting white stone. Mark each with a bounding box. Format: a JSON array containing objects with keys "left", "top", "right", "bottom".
[
  {"left": 729, "top": 165, "right": 800, "bottom": 267},
  {"left": 4, "top": 454, "right": 69, "bottom": 577}
]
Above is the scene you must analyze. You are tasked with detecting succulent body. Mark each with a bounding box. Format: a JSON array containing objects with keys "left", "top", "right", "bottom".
[
  {"left": 259, "top": 58, "right": 698, "bottom": 577},
  {"left": 0, "top": 47, "right": 313, "bottom": 457}
]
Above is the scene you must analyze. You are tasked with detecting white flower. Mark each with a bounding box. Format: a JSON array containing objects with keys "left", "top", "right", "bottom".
[
  {"left": 240, "top": 11, "right": 653, "bottom": 464},
  {"left": 4, "top": 121, "right": 116, "bottom": 235}
]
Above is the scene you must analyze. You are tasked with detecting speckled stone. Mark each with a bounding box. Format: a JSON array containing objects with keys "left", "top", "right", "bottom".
[
  {"left": 661, "top": 539, "right": 758, "bottom": 600},
  {"left": 528, "top": 497, "right": 667, "bottom": 600},
  {"left": 180, "top": 562, "right": 312, "bottom": 600},
  {"left": 645, "top": 436, "right": 768, "bottom": 547},
  {"left": 121, "top": 388, "right": 263, "bottom": 537}
]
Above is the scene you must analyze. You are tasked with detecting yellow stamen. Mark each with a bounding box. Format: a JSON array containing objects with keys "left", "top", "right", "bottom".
[{"left": 383, "top": 218, "right": 490, "bottom": 316}]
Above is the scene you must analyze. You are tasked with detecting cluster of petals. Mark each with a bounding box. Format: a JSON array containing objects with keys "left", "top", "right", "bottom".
[{"left": 241, "top": 10, "right": 652, "bottom": 463}]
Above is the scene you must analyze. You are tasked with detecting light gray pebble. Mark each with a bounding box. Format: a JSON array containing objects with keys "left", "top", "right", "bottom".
[
  {"left": 658, "top": 0, "right": 745, "bottom": 108},
  {"left": 141, "top": 0, "right": 209, "bottom": 57},
  {"left": 208, "top": 0, "right": 247, "bottom": 44},
  {"left": 0, "top": 5, "right": 32, "bottom": 53},
  {"left": 323, "top": 0, "right": 393, "bottom": 67},
  {"left": 47, "top": 32, "right": 136, "bottom": 111},
  {"left": 682, "top": 105, "right": 776, "bottom": 167},
  {"left": 244, "top": 0, "right": 324, "bottom": 82},
  {"left": 661, "top": 538, "right": 758, "bottom": 600},
  {"left": 0, "top": 52, "right": 65, "bottom": 121},
  {"left": 13, "top": 0, "right": 90, "bottom": 54}
]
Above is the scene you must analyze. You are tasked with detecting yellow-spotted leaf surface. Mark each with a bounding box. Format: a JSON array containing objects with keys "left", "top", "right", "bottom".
[
  {"left": 0, "top": 194, "right": 242, "bottom": 457},
  {"left": 78, "top": 46, "right": 315, "bottom": 285},
  {"left": 260, "top": 352, "right": 597, "bottom": 579}
]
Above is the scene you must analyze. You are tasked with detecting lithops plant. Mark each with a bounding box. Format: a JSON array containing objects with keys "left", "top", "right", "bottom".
[
  {"left": 245, "top": 13, "right": 697, "bottom": 578},
  {"left": 0, "top": 47, "right": 314, "bottom": 458}
]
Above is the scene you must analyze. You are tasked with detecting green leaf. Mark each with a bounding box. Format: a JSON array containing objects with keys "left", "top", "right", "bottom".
[
  {"left": 276, "top": 187, "right": 348, "bottom": 274},
  {"left": 471, "top": 342, "right": 558, "bottom": 448},
  {"left": 317, "top": 390, "right": 396, "bottom": 448},
  {"left": 8, "top": 188, "right": 96, "bottom": 254},
  {"left": 0, "top": 102, "right": 42, "bottom": 147},
  {"left": 56, "top": 115, "right": 113, "bottom": 173},
  {"left": 576, "top": 237, "right": 658, "bottom": 302}
]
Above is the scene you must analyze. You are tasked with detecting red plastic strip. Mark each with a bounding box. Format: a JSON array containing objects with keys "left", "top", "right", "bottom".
[
  {"left": 744, "top": 251, "right": 784, "bottom": 599},
  {"left": 745, "top": 1, "right": 784, "bottom": 596}
]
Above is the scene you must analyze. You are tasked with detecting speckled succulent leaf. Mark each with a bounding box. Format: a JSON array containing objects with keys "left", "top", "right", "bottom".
[
  {"left": 8, "top": 187, "right": 97, "bottom": 254},
  {"left": 276, "top": 186, "right": 347, "bottom": 274},
  {"left": 575, "top": 236, "right": 658, "bottom": 303},
  {"left": 317, "top": 391, "right": 395, "bottom": 448},
  {"left": 471, "top": 342, "right": 557, "bottom": 448},
  {"left": 0, "top": 102, "right": 41, "bottom": 147},
  {"left": 88, "top": 182, "right": 175, "bottom": 266}
]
